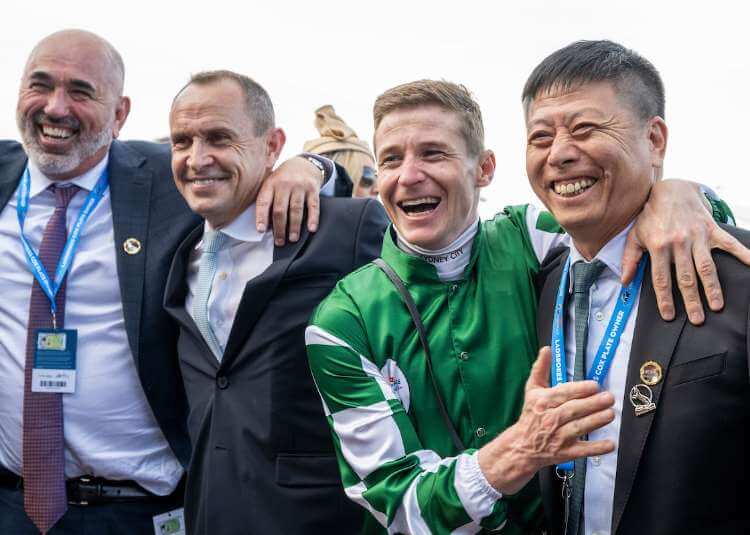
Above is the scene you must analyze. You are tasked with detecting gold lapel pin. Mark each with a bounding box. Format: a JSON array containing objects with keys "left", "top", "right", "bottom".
[
  {"left": 639, "top": 360, "right": 663, "bottom": 386},
  {"left": 123, "top": 237, "right": 142, "bottom": 255}
]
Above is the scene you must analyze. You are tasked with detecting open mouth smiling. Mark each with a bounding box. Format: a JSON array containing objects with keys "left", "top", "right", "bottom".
[
  {"left": 551, "top": 176, "right": 598, "bottom": 198},
  {"left": 398, "top": 196, "right": 441, "bottom": 216}
]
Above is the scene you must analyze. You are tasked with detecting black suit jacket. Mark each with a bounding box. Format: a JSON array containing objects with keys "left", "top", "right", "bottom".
[
  {"left": 0, "top": 139, "right": 196, "bottom": 468},
  {"left": 163, "top": 196, "right": 388, "bottom": 535},
  {"left": 536, "top": 227, "right": 750, "bottom": 535}
]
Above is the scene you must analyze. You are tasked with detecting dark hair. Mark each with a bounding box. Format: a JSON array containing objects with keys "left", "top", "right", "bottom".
[
  {"left": 174, "top": 70, "right": 275, "bottom": 136},
  {"left": 522, "top": 40, "right": 665, "bottom": 121},
  {"left": 374, "top": 79, "right": 484, "bottom": 157}
]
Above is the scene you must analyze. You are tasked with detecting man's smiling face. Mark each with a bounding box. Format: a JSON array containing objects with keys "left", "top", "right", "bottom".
[
  {"left": 525, "top": 80, "right": 666, "bottom": 253},
  {"left": 16, "top": 31, "right": 129, "bottom": 180},
  {"left": 169, "top": 78, "right": 282, "bottom": 229},
  {"left": 374, "top": 104, "right": 493, "bottom": 250}
]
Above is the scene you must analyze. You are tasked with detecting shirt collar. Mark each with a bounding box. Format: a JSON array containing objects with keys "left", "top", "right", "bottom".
[
  {"left": 568, "top": 220, "right": 635, "bottom": 288},
  {"left": 197, "top": 203, "right": 267, "bottom": 250},
  {"left": 27, "top": 153, "right": 109, "bottom": 198}
]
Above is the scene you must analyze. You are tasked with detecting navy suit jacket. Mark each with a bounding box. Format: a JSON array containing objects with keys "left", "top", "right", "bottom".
[
  {"left": 0, "top": 139, "right": 197, "bottom": 468},
  {"left": 164, "top": 197, "right": 388, "bottom": 534}
]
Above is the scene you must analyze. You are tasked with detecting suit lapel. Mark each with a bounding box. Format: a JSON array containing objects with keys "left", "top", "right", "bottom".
[
  {"left": 611, "top": 262, "right": 687, "bottom": 534},
  {"left": 220, "top": 225, "right": 311, "bottom": 370},
  {"left": 0, "top": 149, "right": 27, "bottom": 209},
  {"left": 163, "top": 224, "right": 221, "bottom": 373},
  {"left": 108, "top": 141, "right": 153, "bottom": 370}
]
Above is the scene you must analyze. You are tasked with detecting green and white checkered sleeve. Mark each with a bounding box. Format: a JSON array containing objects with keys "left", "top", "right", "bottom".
[
  {"left": 503, "top": 204, "right": 568, "bottom": 265},
  {"left": 306, "top": 290, "right": 507, "bottom": 534}
]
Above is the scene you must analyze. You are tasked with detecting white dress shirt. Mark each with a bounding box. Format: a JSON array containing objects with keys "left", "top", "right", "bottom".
[
  {"left": 0, "top": 155, "right": 183, "bottom": 495},
  {"left": 185, "top": 204, "right": 275, "bottom": 353},
  {"left": 564, "top": 223, "right": 642, "bottom": 535}
]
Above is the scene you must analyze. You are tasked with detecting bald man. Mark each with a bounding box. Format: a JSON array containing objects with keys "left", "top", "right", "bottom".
[{"left": 0, "top": 30, "right": 329, "bottom": 534}]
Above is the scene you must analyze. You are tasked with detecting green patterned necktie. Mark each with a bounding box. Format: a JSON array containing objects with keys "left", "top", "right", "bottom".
[{"left": 567, "top": 259, "right": 606, "bottom": 535}]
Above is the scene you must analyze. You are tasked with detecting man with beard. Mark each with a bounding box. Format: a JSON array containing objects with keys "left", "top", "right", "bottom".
[
  {"left": 305, "top": 79, "right": 747, "bottom": 534},
  {"left": 0, "top": 29, "right": 333, "bottom": 534}
]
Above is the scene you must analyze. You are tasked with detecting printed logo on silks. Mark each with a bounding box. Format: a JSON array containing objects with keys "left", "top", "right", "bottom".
[{"left": 381, "top": 359, "right": 410, "bottom": 412}]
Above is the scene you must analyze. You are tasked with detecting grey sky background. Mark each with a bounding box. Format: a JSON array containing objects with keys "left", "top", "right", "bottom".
[{"left": 2, "top": 1, "right": 748, "bottom": 223}]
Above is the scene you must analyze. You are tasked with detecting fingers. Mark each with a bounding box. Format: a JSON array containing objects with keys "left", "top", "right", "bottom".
[
  {"left": 557, "top": 406, "right": 615, "bottom": 440},
  {"left": 672, "top": 237, "right": 705, "bottom": 325},
  {"left": 621, "top": 231, "right": 644, "bottom": 285},
  {"left": 555, "top": 391, "right": 615, "bottom": 428},
  {"left": 525, "top": 347, "right": 551, "bottom": 391},
  {"left": 287, "top": 188, "right": 305, "bottom": 243},
  {"left": 538, "top": 380, "right": 602, "bottom": 409},
  {"left": 272, "top": 187, "right": 292, "bottom": 246},
  {"left": 305, "top": 189, "right": 320, "bottom": 233},
  {"left": 712, "top": 227, "right": 750, "bottom": 267},
  {"left": 692, "top": 240, "right": 722, "bottom": 312},
  {"left": 255, "top": 184, "right": 273, "bottom": 234},
  {"left": 649, "top": 243, "right": 675, "bottom": 321},
  {"left": 560, "top": 439, "right": 616, "bottom": 462}
]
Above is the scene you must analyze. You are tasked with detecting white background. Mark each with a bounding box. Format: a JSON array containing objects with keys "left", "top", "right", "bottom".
[{"left": 1, "top": 0, "right": 748, "bottom": 223}]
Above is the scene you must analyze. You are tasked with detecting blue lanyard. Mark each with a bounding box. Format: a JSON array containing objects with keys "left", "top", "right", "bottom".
[
  {"left": 551, "top": 254, "right": 647, "bottom": 472},
  {"left": 17, "top": 167, "right": 109, "bottom": 325}
]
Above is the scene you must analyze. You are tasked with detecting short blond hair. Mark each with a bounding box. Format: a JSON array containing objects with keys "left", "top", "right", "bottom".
[{"left": 373, "top": 79, "right": 484, "bottom": 157}]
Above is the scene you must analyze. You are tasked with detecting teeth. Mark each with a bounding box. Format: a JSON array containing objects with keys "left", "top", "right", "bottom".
[
  {"left": 192, "top": 179, "right": 219, "bottom": 185},
  {"left": 401, "top": 197, "right": 440, "bottom": 207},
  {"left": 41, "top": 126, "right": 73, "bottom": 139},
  {"left": 554, "top": 178, "right": 596, "bottom": 196}
]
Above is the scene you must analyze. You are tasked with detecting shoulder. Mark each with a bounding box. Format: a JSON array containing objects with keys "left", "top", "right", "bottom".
[
  {"left": 0, "top": 140, "right": 25, "bottom": 160},
  {"left": 319, "top": 196, "right": 387, "bottom": 222},
  {"left": 119, "top": 139, "right": 171, "bottom": 162},
  {"left": 316, "top": 197, "right": 388, "bottom": 240},
  {"left": 312, "top": 262, "right": 384, "bottom": 321}
]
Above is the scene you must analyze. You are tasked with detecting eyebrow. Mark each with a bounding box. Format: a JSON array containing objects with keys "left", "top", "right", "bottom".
[{"left": 527, "top": 106, "right": 607, "bottom": 129}]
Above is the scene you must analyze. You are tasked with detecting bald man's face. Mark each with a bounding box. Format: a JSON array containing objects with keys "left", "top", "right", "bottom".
[{"left": 16, "top": 33, "right": 130, "bottom": 179}]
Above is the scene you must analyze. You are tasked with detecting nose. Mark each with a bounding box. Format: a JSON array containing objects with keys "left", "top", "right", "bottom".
[
  {"left": 397, "top": 154, "right": 426, "bottom": 187},
  {"left": 43, "top": 87, "right": 71, "bottom": 118},
  {"left": 547, "top": 131, "right": 580, "bottom": 168},
  {"left": 187, "top": 140, "right": 212, "bottom": 172}
]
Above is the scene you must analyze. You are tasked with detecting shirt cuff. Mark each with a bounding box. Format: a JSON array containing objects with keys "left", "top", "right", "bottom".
[
  {"left": 300, "top": 152, "right": 336, "bottom": 197},
  {"left": 454, "top": 451, "right": 503, "bottom": 524}
]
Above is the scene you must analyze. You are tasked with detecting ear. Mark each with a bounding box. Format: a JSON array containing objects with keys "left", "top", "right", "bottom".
[
  {"left": 476, "top": 149, "right": 496, "bottom": 188},
  {"left": 111, "top": 96, "right": 131, "bottom": 139},
  {"left": 265, "top": 127, "right": 286, "bottom": 169},
  {"left": 647, "top": 116, "right": 668, "bottom": 170}
]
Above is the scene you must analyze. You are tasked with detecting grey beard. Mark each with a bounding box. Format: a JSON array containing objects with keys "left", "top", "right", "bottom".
[{"left": 17, "top": 115, "right": 114, "bottom": 177}]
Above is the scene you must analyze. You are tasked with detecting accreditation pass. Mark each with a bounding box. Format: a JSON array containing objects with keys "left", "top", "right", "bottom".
[{"left": 31, "top": 329, "right": 77, "bottom": 394}]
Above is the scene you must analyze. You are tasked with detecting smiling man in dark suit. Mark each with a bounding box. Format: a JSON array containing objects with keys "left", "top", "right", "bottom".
[
  {"left": 163, "top": 70, "right": 387, "bottom": 534},
  {"left": 526, "top": 40, "right": 750, "bottom": 535},
  {"left": 0, "top": 29, "right": 335, "bottom": 534}
]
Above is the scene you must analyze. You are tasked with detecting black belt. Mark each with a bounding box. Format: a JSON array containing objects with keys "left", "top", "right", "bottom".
[{"left": 0, "top": 468, "right": 181, "bottom": 506}]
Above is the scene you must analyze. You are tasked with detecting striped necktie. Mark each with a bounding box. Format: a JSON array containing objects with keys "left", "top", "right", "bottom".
[
  {"left": 23, "top": 183, "right": 81, "bottom": 534},
  {"left": 192, "top": 230, "right": 229, "bottom": 360}
]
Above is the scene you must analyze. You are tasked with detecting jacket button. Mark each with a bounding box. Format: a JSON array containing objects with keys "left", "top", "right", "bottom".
[
  {"left": 216, "top": 376, "right": 229, "bottom": 389},
  {"left": 475, "top": 427, "right": 486, "bottom": 438},
  {"left": 459, "top": 351, "right": 470, "bottom": 361}
]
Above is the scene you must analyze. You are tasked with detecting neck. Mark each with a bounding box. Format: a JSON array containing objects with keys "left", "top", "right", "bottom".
[
  {"left": 396, "top": 218, "right": 479, "bottom": 281},
  {"left": 570, "top": 217, "right": 637, "bottom": 261}
]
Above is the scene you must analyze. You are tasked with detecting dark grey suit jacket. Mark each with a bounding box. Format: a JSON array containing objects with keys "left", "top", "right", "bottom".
[
  {"left": 536, "top": 226, "right": 750, "bottom": 535},
  {"left": 0, "top": 139, "right": 197, "bottom": 468},
  {"left": 163, "top": 197, "right": 388, "bottom": 534}
]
